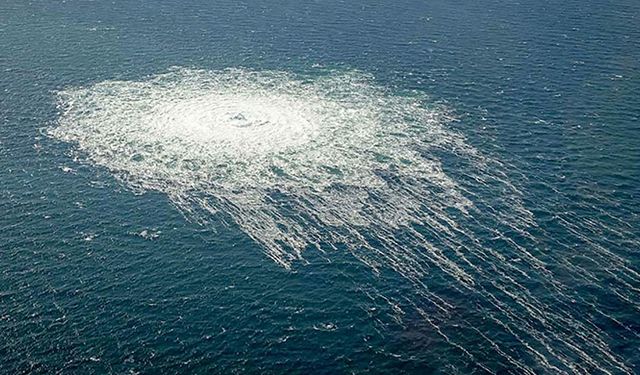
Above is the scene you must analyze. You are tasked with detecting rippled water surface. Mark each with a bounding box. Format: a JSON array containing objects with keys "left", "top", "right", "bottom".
[{"left": 1, "top": 0, "right": 639, "bottom": 373}]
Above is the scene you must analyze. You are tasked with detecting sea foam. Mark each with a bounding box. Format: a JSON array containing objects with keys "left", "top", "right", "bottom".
[{"left": 50, "top": 67, "right": 636, "bottom": 373}]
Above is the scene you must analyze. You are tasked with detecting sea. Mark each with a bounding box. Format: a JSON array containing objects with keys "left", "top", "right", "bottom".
[{"left": 1, "top": 0, "right": 639, "bottom": 373}]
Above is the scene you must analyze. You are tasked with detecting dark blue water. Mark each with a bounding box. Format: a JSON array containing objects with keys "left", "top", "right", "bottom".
[{"left": 1, "top": 1, "right": 639, "bottom": 373}]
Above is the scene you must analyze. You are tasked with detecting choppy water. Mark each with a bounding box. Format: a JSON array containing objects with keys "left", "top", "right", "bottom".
[{"left": 1, "top": 0, "right": 639, "bottom": 373}]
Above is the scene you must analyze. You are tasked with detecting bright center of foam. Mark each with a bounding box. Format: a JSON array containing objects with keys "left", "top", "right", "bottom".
[{"left": 144, "top": 93, "right": 318, "bottom": 158}]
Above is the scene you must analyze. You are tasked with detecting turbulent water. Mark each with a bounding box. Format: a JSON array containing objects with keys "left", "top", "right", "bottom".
[
  {"left": 2, "top": 0, "right": 639, "bottom": 373},
  {"left": 48, "top": 68, "right": 639, "bottom": 373},
  {"left": 50, "top": 68, "right": 478, "bottom": 271}
]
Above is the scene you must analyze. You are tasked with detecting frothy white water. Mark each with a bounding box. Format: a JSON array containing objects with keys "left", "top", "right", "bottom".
[
  {"left": 51, "top": 68, "right": 474, "bottom": 272},
  {"left": 50, "top": 67, "right": 638, "bottom": 373}
]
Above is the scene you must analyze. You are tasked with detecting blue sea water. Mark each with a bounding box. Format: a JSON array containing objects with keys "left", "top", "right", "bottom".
[{"left": 1, "top": 0, "right": 639, "bottom": 373}]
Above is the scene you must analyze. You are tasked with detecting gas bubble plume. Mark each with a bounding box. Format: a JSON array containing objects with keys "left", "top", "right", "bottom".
[{"left": 50, "top": 67, "right": 639, "bottom": 373}]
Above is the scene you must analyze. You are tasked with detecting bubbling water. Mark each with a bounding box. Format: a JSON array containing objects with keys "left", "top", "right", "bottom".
[
  {"left": 51, "top": 67, "right": 474, "bottom": 271},
  {"left": 50, "top": 67, "right": 638, "bottom": 373}
]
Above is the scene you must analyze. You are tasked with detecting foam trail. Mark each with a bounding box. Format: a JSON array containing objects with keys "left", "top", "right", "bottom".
[{"left": 50, "top": 67, "right": 639, "bottom": 373}]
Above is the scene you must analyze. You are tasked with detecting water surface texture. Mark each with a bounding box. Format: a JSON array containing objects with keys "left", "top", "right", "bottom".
[{"left": 1, "top": 0, "right": 639, "bottom": 373}]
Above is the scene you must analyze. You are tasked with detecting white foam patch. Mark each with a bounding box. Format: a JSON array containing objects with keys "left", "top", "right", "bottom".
[
  {"left": 50, "top": 67, "right": 475, "bottom": 274},
  {"left": 50, "top": 67, "right": 637, "bottom": 373}
]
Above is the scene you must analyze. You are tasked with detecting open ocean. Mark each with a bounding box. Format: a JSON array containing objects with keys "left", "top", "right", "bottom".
[{"left": 1, "top": 0, "right": 639, "bottom": 373}]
